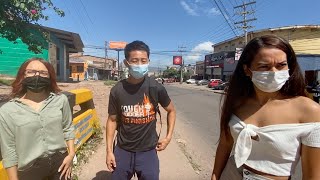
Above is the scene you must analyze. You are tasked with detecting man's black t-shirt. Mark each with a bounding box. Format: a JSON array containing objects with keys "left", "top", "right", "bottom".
[{"left": 108, "top": 77, "right": 171, "bottom": 152}]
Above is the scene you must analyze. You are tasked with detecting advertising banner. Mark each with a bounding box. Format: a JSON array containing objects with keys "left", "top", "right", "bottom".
[{"left": 173, "top": 56, "right": 183, "bottom": 65}]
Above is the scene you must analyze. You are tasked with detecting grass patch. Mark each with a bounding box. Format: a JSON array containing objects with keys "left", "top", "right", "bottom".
[
  {"left": 104, "top": 80, "right": 117, "bottom": 86},
  {"left": 0, "top": 78, "right": 13, "bottom": 86},
  {"left": 72, "top": 122, "right": 103, "bottom": 180}
]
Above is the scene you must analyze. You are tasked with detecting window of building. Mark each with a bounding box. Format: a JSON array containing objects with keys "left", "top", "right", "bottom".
[
  {"left": 77, "top": 65, "right": 84, "bottom": 72},
  {"left": 56, "top": 62, "right": 60, "bottom": 76},
  {"left": 56, "top": 47, "right": 60, "bottom": 61}
]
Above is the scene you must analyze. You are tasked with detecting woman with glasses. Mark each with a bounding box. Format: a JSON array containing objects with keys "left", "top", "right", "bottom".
[
  {"left": 211, "top": 35, "right": 320, "bottom": 180},
  {"left": 0, "top": 57, "right": 75, "bottom": 180}
]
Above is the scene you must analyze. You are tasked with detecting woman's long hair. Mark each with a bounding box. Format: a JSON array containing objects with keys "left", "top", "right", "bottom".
[
  {"left": 220, "top": 35, "right": 306, "bottom": 138},
  {"left": 11, "top": 57, "right": 61, "bottom": 98}
]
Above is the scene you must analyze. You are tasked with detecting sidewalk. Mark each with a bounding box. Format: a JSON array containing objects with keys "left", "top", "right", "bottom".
[{"left": 78, "top": 123, "right": 200, "bottom": 180}]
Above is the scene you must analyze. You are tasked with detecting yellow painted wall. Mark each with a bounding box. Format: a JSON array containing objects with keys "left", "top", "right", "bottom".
[
  {"left": 214, "top": 27, "right": 320, "bottom": 55},
  {"left": 70, "top": 62, "right": 88, "bottom": 80}
]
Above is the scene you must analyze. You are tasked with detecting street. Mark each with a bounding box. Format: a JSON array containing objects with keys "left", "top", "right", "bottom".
[{"left": 164, "top": 84, "right": 221, "bottom": 179}]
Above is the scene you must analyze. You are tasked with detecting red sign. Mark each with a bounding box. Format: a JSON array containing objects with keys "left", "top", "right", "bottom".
[{"left": 173, "top": 56, "right": 182, "bottom": 65}]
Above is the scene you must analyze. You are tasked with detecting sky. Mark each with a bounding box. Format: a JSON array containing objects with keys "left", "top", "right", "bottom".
[{"left": 39, "top": 0, "right": 320, "bottom": 68}]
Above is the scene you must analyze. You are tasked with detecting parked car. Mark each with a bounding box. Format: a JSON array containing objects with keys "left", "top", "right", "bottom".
[
  {"left": 212, "top": 82, "right": 229, "bottom": 90},
  {"left": 196, "top": 79, "right": 209, "bottom": 86},
  {"left": 186, "top": 79, "right": 196, "bottom": 84},
  {"left": 165, "top": 78, "right": 175, "bottom": 83},
  {"left": 208, "top": 79, "right": 223, "bottom": 88}
]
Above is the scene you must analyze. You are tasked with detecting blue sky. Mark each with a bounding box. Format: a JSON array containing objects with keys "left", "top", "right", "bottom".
[{"left": 40, "top": 0, "right": 320, "bottom": 68}]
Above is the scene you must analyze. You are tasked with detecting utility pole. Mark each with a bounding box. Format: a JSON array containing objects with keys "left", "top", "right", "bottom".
[
  {"left": 234, "top": 1, "right": 257, "bottom": 45},
  {"left": 178, "top": 46, "right": 186, "bottom": 84}
]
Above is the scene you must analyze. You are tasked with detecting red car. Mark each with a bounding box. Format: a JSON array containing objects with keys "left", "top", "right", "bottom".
[{"left": 208, "top": 79, "right": 223, "bottom": 88}]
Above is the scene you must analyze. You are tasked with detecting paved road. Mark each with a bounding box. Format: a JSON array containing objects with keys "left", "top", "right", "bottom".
[{"left": 164, "top": 85, "right": 222, "bottom": 179}]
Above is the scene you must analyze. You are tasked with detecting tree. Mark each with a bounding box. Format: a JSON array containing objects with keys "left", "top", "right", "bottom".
[
  {"left": 0, "top": 0, "right": 65, "bottom": 53},
  {"left": 163, "top": 68, "right": 179, "bottom": 78}
]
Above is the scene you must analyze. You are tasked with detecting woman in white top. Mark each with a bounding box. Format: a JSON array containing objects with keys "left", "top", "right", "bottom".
[{"left": 211, "top": 35, "right": 320, "bottom": 180}]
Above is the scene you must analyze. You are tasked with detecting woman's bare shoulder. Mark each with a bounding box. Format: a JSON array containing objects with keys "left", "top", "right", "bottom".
[{"left": 293, "top": 96, "right": 320, "bottom": 123}]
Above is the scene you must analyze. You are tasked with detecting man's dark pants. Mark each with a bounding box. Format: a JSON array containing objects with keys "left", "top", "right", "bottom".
[{"left": 112, "top": 146, "right": 159, "bottom": 180}]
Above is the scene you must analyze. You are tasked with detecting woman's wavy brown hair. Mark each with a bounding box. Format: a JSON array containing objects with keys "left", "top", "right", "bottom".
[
  {"left": 11, "top": 57, "right": 61, "bottom": 98},
  {"left": 220, "top": 35, "right": 306, "bottom": 138}
]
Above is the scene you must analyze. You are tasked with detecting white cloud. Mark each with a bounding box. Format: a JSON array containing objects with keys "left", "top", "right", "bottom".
[
  {"left": 180, "top": 1, "right": 199, "bottom": 16},
  {"left": 207, "top": 7, "right": 220, "bottom": 16},
  {"left": 185, "top": 41, "right": 214, "bottom": 62},
  {"left": 193, "top": 41, "right": 214, "bottom": 52}
]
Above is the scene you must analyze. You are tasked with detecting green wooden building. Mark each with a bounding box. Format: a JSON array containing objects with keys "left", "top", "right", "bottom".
[{"left": 0, "top": 26, "right": 84, "bottom": 81}]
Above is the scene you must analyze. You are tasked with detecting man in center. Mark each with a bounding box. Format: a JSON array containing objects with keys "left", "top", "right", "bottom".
[{"left": 106, "top": 40, "right": 176, "bottom": 180}]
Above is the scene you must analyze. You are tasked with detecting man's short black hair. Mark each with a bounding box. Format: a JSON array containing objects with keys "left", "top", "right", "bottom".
[{"left": 124, "top": 40, "right": 150, "bottom": 59}]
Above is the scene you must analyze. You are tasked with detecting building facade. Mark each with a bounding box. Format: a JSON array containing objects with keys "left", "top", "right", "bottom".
[
  {"left": 0, "top": 26, "right": 84, "bottom": 81},
  {"left": 69, "top": 53, "right": 117, "bottom": 80},
  {"left": 205, "top": 25, "right": 320, "bottom": 80}
]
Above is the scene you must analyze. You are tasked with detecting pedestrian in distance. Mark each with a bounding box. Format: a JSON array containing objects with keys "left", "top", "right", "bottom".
[
  {"left": 211, "top": 35, "right": 320, "bottom": 180},
  {"left": 0, "top": 58, "right": 75, "bottom": 180},
  {"left": 106, "top": 40, "right": 176, "bottom": 180}
]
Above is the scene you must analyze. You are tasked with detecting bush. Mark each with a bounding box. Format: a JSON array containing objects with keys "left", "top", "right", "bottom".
[
  {"left": 104, "top": 80, "right": 117, "bottom": 86},
  {"left": 0, "top": 78, "right": 13, "bottom": 86}
]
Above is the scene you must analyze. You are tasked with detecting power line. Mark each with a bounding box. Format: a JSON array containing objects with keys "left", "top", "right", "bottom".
[
  {"left": 78, "top": 0, "right": 94, "bottom": 25},
  {"left": 211, "top": 0, "right": 239, "bottom": 37}
]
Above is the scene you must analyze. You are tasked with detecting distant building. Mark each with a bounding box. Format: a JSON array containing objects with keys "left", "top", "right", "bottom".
[
  {"left": 204, "top": 25, "right": 320, "bottom": 80},
  {"left": 69, "top": 53, "right": 117, "bottom": 80},
  {"left": 0, "top": 26, "right": 83, "bottom": 81},
  {"left": 195, "top": 61, "right": 205, "bottom": 79}
]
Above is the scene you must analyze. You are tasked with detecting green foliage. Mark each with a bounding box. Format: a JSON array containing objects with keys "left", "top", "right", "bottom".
[
  {"left": 72, "top": 124, "right": 103, "bottom": 179},
  {"left": 0, "top": 78, "right": 14, "bottom": 85},
  {"left": 104, "top": 80, "right": 117, "bottom": 86},
  {"left": 0, "top": 0, "right": 64, "bottom": 53},
  {"left": 163, "top": 68, "right": 179, "bottom": 78}
]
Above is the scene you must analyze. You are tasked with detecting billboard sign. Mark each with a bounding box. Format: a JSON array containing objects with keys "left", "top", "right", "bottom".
[
  {"left": 109, "top": 41, "right": 127, "bottom": 50},
  {"left": 173, "top": 56, "right": 183, "bottom": 65},
  {"left": 235, "top": 48, "right": 243, "bottom": 61}
]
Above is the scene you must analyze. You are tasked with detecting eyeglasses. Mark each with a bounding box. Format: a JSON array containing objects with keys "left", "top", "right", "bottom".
[
  {"left": 127, "top": 58, "right": 149, "bottom": 65},
  {"left": 25, "top": 69, "right": 49, "bottom": 77}
]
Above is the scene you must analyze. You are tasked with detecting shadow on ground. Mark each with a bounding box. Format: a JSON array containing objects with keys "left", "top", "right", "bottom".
[{"left": 92, "top": 171, "right": 112, "bottom": 180}]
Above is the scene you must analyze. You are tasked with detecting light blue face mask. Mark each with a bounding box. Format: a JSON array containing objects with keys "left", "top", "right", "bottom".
[{"left": 128, "top": 63, "right": 149, "bottom": 79}]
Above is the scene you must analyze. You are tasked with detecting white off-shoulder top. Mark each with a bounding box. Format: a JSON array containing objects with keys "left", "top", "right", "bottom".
[{"left": 229, "top": 114, "right": 320, "bottom": 176}]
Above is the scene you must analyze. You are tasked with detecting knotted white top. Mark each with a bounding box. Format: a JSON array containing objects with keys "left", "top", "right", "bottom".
[{"left": 229, "top": 115, "right": 320, "bottom": 176}]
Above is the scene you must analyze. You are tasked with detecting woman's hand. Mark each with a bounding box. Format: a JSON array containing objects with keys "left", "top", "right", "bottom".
[{"left": 59, "top": 154, "right": 74, "bottom": 180}]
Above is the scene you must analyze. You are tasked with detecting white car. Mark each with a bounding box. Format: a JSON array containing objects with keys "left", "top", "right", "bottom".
[{"left": 186, "top": 79, "right": 196, "bottom": 84}]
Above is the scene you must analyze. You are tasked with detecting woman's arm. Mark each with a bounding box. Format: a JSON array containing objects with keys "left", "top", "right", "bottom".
[
  {"left": 0, "top": 112, "right": 19, "bottom": 180},
  {"left": 6, "top": 166, "right": 18, "bottom": 180},
  {"left": 211, "top": 129, "right": 234, "bottom": 180},
  {"left": 300, "top": 97, "right": 320, "bottom": 179},
  {"left": 301, "top": 145, "right": 320, "bottom": 180}
]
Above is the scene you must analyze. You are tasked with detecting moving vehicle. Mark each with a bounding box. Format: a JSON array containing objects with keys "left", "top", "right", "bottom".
[
  {"left": 212, "top": 82, "right": 229, "bottom": 90},
  {"left": 208, "top": 79, "right": 223, "bottom": 88},
  {"left": 196, "top": 79, "right": 209, "bottom": 86}
]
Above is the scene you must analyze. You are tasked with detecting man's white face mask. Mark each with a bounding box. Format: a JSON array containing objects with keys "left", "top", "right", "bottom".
[{"left": 250, "top": 69, "right": 290, "bottom": 93}]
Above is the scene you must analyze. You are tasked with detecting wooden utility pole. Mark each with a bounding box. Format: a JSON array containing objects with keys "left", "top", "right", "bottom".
[
  {"left": 234, "top": 1, "right": 257, "bottom": 45},
  {"left": 178, "top": 46, "right": 186, "bottom": 84}
]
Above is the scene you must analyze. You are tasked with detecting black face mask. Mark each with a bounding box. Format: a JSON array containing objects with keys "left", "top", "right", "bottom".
[{"left": 22, "top": 76, "right": 51, "bottom": 93}]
